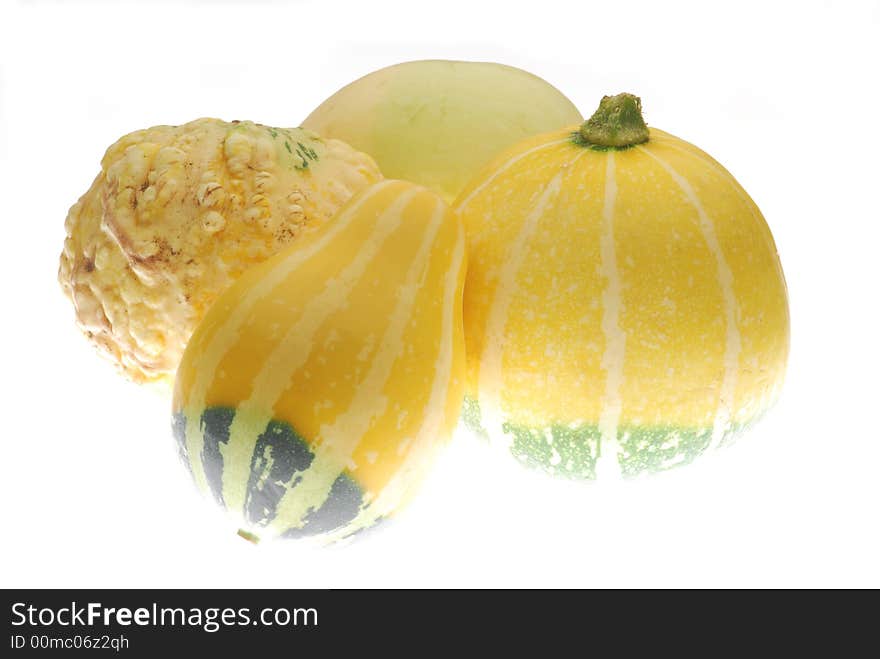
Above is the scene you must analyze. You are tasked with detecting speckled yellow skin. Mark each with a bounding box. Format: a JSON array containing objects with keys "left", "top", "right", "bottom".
[
  {"left": 302, "top": 60, "right": 582, "bottom": 202},
  {"left": 59, "top": 119, "right": 382, "bottom": 384},
  {"left": 173, "top": 181, "right": 466, "bottom": 541},
  {"left": 455, "top": 127, "right": 789, "bottom": 479}
]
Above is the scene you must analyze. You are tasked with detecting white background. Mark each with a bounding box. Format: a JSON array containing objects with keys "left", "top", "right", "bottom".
[{"left": 1, "top": 0, "right": 878, "bottom": 588}]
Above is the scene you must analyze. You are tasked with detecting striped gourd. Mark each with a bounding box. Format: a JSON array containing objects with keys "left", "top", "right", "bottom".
[
  {"left": 455, "top": 94, "right": 790, "bottom": 480},
  {"left": 172, "top": 180, "right": 466, "bottom": 541}
]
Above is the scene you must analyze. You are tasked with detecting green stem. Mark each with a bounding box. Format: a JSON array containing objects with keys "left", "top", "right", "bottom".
[
  {"left": 237, "top": 529, "right": 261, "bottom": 544},
  {"left": 577, "top": 93, "right": 649, "bottom": 149}
]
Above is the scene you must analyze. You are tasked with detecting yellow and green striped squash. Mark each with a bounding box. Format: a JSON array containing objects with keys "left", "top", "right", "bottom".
[
  {"left": 454, "top": 94, "right": 789, "bottom": 480},
  {"left": 172, "top": 180, "right": 467, "bottom": 541}
]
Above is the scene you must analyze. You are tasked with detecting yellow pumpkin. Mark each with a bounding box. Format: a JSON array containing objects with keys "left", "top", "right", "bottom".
[
  {"left": 455, "top": 94, "right": 789, "bottom": 479},
  {"left": 302, "top": 60, "right": 582, "bottom": 202},
  {"left": 172, "top": 180, "right": 466, "bottom": 541}
]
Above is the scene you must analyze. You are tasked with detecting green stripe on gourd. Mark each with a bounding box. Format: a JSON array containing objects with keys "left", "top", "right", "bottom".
[
  {"left": 171, "top": 406, "right": 378, "bottom": 540},
  {"left": 460, "top": 396, "right": 489, "bottom": 441},
  {"left": 461, "top": 395, "right": 760, "bottom": 479}
]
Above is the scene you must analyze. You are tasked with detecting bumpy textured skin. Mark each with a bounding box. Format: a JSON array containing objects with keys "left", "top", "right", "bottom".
[
  {"left": 455, "top": 127, "right": 790, "bottom": 480},
  {"left": 303, "top": 60, "right": 582, "bottom": 202},
  {"left": 173, "top": 181, "right": 466, "bottom": 542},
  {"left": 59, "top": 119, "right": 382, "bottom": 384}
]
